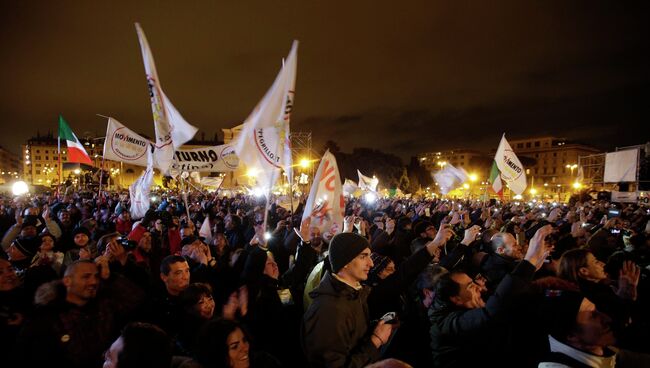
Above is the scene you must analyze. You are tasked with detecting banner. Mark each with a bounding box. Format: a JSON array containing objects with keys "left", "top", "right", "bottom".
[
  {"left": 302, "top": 150, "right": 344, "bottom": 236},
  {"left": 434, "top": 163, "right": 468, "bottom": 195},
  {"left": 104, "top": 117, "right": 152, "bottom": 167},
  {"left": 172, "top": 145, "right": 239, "bottom": 172},
  {"left": 128, "top": 149, "right": 154, "bottom": 219},
  {"left": 200, "top": 176, "right": 224, "bottom": 188},
  {"left": 494, "top": 134, "right": 527, "bottom": 195},
  {"left": 135, "top": 23, "right": 197, "bottom": 174},
  {"left": 357, "top": 170, "right": 378, "bottom": 192},
  {"left": 234, "top": 41, "right": 298, "bottom": 191},
  {"left": 343, "top": 179, "right": 359, "bottom": 197}
]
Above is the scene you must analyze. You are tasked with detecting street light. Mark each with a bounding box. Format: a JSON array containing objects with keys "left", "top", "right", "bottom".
[
  {"left": 299, "top": 158, "right": 310, "bottom": 169},
  {"left": 566, "top": 164, "right": 577, "bottom": 177},
  {"left": 468, "top": 173, "right": 478, "bottom": 182},
  {"left": 437, "top": 161, "right": 447, "bottom": 170}
]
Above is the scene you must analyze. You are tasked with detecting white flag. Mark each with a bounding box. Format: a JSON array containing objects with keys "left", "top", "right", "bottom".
[
  {"left": 342, "top": 179, "right": 359, "bottom": 197},
  {"left": 135, "top": 23, "right": 197, "bottom": 174},
  {"left": 494, "top": 134, "right": 527, "bottom": 195},
  {"left": 434, "top": 163, "right": 469, "bottom": 195},
  {"left": 357, "top": 170, "right": 378, "bottom": 192},
  {"left": 200, "top": 176, "right": 224, "bottom": 188},
  {"left": 104, "top": 117, "right": 153, "bottom": 167},
  {"left": 128, "top": 148, "right": 154, "bottom": 220},
  {"left": 199, "top": 217, "right": 212, "bottom": 245},
  {"left": 302, "top": 150, "right": 345, "bottom": 236},
  {"left": 234, "top": 41, "right": 298, "bottom": 191}
]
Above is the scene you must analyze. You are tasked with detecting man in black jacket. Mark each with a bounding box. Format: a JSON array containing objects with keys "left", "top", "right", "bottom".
[
  {"left": 302, "top": 232, "right": 394, "bottom": 368},
  {"left": 428, "top": 225, "right": 553, "bottom": 368}
]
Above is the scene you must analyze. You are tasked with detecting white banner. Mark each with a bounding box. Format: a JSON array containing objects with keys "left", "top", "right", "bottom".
[
  {"left": 604, "top": 149, "right": 638, "bottom": 183},
  {"left": 104, "top": 117, "right": 152, "bottom": 167},
  {"left": 434, "top": 163, "right": 468, "bottom": 195},
  {"left": 343, "top": 179, "right": 359, "bottom": 196},
  {"left": 611, "top": 191, "right": 638, "bottom": 203},
  {"left": 129, "top": 149, "right": 154, "bottom": 220},
  {"left": 357, "top": 170, "right": 378, "bottom": 192},
  {"left": 135, "top": 23, "right": 197, "bottom": 174},
  {"left": 172, "top": 145, "right": 239, "bottom": 172},
  {"left": 302, "top": 150, "right": 344, "bottom": 236},
  {"left": 200, "top": 176, "right": 224, "bottom": 188},
  {"left": 234, "top": 41, "right": 298, "bottom": 191},
  {"left": 494, "top": 134, "right": 527, "bottom": 195}
]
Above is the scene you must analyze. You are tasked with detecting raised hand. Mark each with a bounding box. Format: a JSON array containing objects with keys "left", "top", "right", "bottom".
[
  {"left": 461, "top": 225, "right": 481, "bottom": 246},
  {"left": 525, "top": 225, "right": 553, "bottom": 270},
  {"left": 616, "top": 260, "right": 640, "bottom": 301}
]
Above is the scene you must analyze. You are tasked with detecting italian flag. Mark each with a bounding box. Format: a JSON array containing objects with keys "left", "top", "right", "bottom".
[
  {"left": 58, "top": 115, "right": 92, "bottom": 164},
  {"left": 489, "top": 160, "right": 503, "bottom": 198}
]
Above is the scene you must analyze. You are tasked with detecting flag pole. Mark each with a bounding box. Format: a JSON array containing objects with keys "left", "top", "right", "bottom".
[{"left": 57, "top": 116, "right": 63, "bottom": 198}]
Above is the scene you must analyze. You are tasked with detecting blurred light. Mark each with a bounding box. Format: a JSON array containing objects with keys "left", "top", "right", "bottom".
[
  {"left": 552, "top": 202, "right": 557, "bottom": 206},
  {"left": 572, "top": 182, "right": 582, "bottom": 189},
  {"left": 530, "top": 188, "right": 538, "bottom": 195},
  {"left": 462, "top": 183, "right": 470, "bottom": 189},
  {"left": 73, "top": 169, "right": 81, "bottom": 175},
  {"left": 151, "top": 196, "right": 158, "bottom": 202},
  {"left": 264, "top": 232, "right": 272, "bottom": 241},
  {"left": 469, "top": 174, "right": 478, "bottom": 182},
  {"left": 299, "top": 158, "right": 310, "bottom": 168},
  {"left": 538, "top": 205, "right": 544, "bottom": 209},
  {"left": 252, "top": 187, "right": 265, "bottom": 197},
  {"left": 541, "top": 213, "right": 547, "bottom": 218},
  {"left": 246, "top": 168, "right": 259, "bottom": 178},
  {"left": 513, "top": 194, "right": 523, "bottom": 200},
  {"left": 364, "top": 192, "right": 377, "bottom": 203},
  {"left": 12, "top": 181, "right": 29, "bottom": 196}
]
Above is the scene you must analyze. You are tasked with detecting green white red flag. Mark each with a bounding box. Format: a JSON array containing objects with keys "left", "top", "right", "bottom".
[
  {"left": 489, "top": 160, "right": 503, "bottom": 198},
  {"left": 58, "top": 115, "right": 92, "bottom": 164}
]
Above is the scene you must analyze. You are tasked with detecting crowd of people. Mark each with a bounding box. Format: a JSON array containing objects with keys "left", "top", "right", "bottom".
[{"left": 1, "top": 188, "right": 649, "bottom": 367}]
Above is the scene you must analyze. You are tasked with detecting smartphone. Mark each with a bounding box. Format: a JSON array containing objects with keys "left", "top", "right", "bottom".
[
  {"left": 425, "top": 208, "right": 431, "bottom": 217},
  {"left": 381, "top": 312, "right": 397, "bottom": 324},
  {"left": 607, "top": 209, "right": 620, "bottom": 219}
]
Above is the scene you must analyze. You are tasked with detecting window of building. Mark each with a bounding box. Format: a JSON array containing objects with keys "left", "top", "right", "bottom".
[
  {"left": 553, "top": 152, "right": 557, "bottom": 157},
  {"left": 45, "top": 156, "right": 48, "bottom": 160},
  {"left": 552, "top": 167, "right": 556, "bottom": 174},
  {"left": 535, "top": 153, "right": 539, "bottom": 158},
  {"left": 36, "top": 150, "right": 40, "bottom": 153},
  {"left": 460, "top": 155, "right": 464, "bottom": 159},
  {"left": 36, "top": 170, "right": 40, "bottom": 175},
  {"left": 563, "top": 168, "right": 566, "bottom": 174},
  {"left": 526, "top": 142, "right": 531, "bottom": 148},
  {"left": 35, "top": 156, "right": 41, "bottom": 160},
  {"left": 535, "top": 168, "right": 539, "bottom": 174},
  {"left": 543, "top": 168, "right": 547, "bottom": 174},
  {"left": 535, "top": 141, "right": 540, "bottom": 147},
  {"left": 517, "top": 143, "right": 523, "bottom": 149},
  {"left": 36, "top": 164, "right": 41, "bottom": 167}
]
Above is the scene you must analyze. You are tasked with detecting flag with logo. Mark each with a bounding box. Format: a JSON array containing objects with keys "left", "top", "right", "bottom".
[
  {"left": 199, "top": 217, "right": 213, "bottom": 245},
  {"left": 357, "top": 170, "right": 378, "bottom": 192},
  {"left": 489, "top": 161, "right": 503, "bottom": 198},
  {"left": 104, "top": 117, "right": 152, "bottom": 167},
  {"left": 128, "top": 147, "right": 154, "bottom": 220},
  {"left": 135, "top": 23, "right": 198, "bottom": 174},
  {"left": 58, "top": 115, "right": 92, "bottom": 165},
  {"left": 494, "top": 134, "right": 527, "bottom": 195},
  {"left": 234, "top": 41, "right": 298, "bottom": 191},
  {"left": 302, "top": 150, "right": 344, "bottom": 236}
]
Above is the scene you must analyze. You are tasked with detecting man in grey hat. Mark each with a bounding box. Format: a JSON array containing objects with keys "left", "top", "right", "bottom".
[{"left": 302, "top": 232, "right": 394, "bottom": 368}]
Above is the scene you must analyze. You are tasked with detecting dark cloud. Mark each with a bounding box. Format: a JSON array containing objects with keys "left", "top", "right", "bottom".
[{"left": 1, "top": 0, "right": 648, "bottom": 160}]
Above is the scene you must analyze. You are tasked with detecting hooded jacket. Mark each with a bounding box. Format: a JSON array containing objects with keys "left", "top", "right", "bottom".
[{"left": 302, "top": 271, "right": 380, "bottom": 368}]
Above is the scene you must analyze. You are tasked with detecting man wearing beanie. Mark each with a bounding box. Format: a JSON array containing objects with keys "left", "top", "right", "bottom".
[
  {"left": 6, "top": 237, "right": 40, "bottom": 274},
  {"left": 302, "top": 232, "right": 394, "bottom": 368}
]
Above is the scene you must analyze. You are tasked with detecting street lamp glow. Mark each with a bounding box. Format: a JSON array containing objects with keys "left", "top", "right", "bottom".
[
  {"left": 469, "top": 174, "right": 478, "bottom": 182},
  {"left": 364, "top": 192, "right": 377, "bottom": 203},
  {"left": 74, "top": 169, "right": 81, "bottom": 175},
  {"left": 299, "top": 158, "right": 310, "bottom": 168},
  {"left": 530, "top": 188, "right": 538, "bottom": 195},
  {"left": 573, "top": 182, "right": 582, "bottom": 189},
  {"left": 513, "top": 194, "right": 523, "bottom": 200},
  {"left": 12, "top": 181, "right": 29, "bottom": 196},
  {"left": 462, "top": 183, "right": 470, "bottom": 189}
]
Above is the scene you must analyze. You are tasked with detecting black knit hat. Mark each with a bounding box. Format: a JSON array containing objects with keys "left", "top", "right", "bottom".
[
  {"left": 328, "top": 232, "right": 370, "bottom": 273},
  {"left": 12, "top": 236, "right": 40, "bottom": 258},
  {"left": 21, "top": 217, "right": 39, "bottom": 230}
]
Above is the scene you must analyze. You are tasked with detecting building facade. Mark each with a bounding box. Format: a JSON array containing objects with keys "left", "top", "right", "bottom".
[
  {"left": 508, "top": 136, "right": 601, "bottom": 187},
  {"left": 418, "top": 149, "right": 483, "bottom": 172},
  {"left": 0, "top": 146, "right": 21, "bottom": 184}
]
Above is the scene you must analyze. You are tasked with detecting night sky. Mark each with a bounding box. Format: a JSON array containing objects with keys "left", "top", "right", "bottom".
[{"left": 1, "top": 1, "right": 649, "bottom": 161}]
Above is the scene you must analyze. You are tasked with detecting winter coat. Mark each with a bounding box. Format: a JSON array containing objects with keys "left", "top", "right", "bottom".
[
  {"left": 302, "top": 272, "right": 380, "bottom": 368},
  {"left": 429, "top": 260, "right": 536, "bottom": 368}
]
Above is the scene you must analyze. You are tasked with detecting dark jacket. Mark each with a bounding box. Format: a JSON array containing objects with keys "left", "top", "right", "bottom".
[
  {"left": 480, "top": 253, "right": 519, "bottom": 293},
  {"left": 302, "top": 272, "right": 380, "bottom": 368},
  {"left": 429, "top": 260, "right": 536, "bottom": 368}
]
